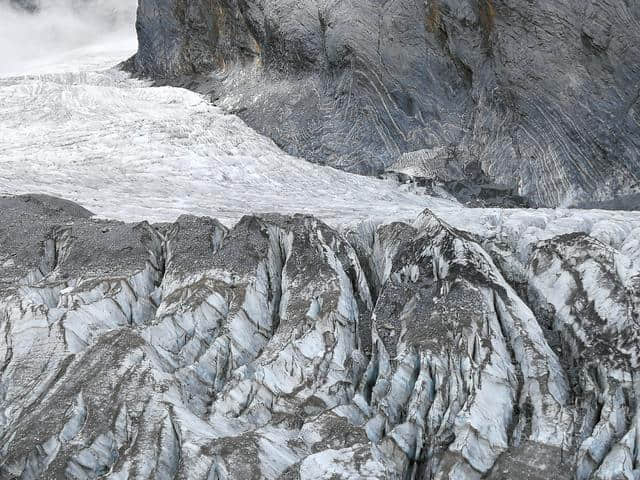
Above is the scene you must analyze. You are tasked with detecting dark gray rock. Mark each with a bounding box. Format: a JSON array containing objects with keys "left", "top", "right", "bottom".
[
  {"left": 0, "top": 194, "right": 93, "bottom": 294},
  {"left": 126, "top": 0, "right": 640, "bottom": 207}
]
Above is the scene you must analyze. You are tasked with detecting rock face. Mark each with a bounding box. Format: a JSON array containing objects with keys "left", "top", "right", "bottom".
[
  {"left": 127, "top": 0, "right": 640, "bottom": 207},
  {"left": 1, "top": 193, "right": 639, "bottom": 479}
]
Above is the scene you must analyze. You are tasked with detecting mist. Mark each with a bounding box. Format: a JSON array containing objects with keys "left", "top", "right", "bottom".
[{"left": 0, "top": 0, "right": 137, "bottom": 75}]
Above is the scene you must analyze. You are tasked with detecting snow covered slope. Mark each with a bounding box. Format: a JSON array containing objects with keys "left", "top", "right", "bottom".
[{"left": 0, "top": 66, "right": 448, "bottom": 226}]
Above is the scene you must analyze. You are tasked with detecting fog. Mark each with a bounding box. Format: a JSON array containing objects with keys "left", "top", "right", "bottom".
[{"left": 0, "top": 0, "right": 137, "bottom": 75}]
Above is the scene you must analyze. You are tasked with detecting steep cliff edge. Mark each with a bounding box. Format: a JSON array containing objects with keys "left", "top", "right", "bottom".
[
  {"left": 1, "top": 194, "right": 639, "bottom": 479},
  {"left": 126, "top": 0, "right": 640, "bottom": 207}
]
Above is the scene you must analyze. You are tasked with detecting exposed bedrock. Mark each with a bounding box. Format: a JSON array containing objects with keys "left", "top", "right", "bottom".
[
  {"left": 127, "top": 0, "right": 640, "bottom": 207},
  {"left": 0, "top": 194, "right": 639, "bottom": 478}
]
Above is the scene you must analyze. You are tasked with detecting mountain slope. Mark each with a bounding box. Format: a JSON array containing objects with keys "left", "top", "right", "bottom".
[{"left": 128, "top": 0, "right": 640, "bottom": 207}]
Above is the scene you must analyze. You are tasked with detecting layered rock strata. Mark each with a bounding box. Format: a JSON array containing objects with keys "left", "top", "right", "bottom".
[{"left": 127, "top": 0, "right": 640, "bottom": 207}]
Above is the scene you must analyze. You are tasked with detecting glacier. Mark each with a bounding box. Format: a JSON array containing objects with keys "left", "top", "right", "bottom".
[
  {"left": 0, "top": 2, "right": 640, "bottom": 479},
  {"left": 0, "top": 7, "right": 440, "bottom": 228}
]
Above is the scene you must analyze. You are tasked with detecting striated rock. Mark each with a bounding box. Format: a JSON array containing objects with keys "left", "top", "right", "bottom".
[
  {"left": 1, "top": 194, "right": 638, "bottom": 478},
  {"left": 126, "top": 0, "right": 640, "bottom": 207}
]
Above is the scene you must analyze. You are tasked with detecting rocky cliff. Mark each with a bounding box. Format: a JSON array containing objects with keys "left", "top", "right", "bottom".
[
  {"left": 126, "top": 0, "right": 640, "bottom": 207},
  {"left": 1, "top": 194, "right": 639, "bottom": 479}
]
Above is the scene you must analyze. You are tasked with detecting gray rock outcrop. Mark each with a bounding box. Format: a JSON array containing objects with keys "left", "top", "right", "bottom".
[{"left": 127, "top": 0, "right": 640, "bottom": 207}]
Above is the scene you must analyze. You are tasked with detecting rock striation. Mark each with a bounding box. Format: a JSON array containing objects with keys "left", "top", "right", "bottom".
[
  {"left": 127, "top": 0, "right": 640, "bottom": 207},
  {"left": 1, "top": 194, "right": 638, "bottom": 479}
]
